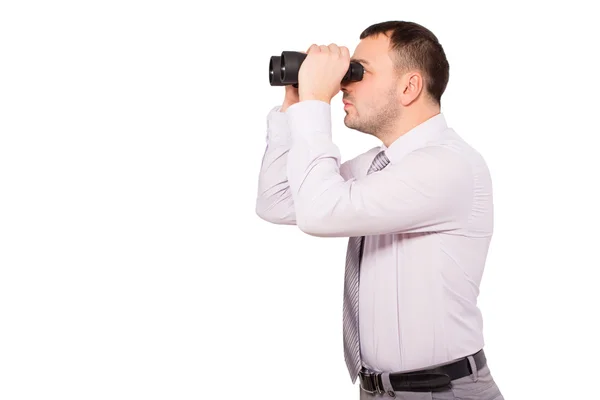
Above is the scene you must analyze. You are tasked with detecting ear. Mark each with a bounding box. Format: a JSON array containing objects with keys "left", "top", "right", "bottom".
[{"left": 399, "top": 71, "right": 423, "bottom": 106}]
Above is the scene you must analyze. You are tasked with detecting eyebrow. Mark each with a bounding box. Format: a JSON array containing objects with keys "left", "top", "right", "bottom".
[{"left": 351, "top": 58, "right": 371, "bottom": 67}]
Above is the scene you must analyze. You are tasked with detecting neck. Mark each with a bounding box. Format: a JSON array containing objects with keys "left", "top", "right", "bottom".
[{"left": 379, "top": 105, "right": 441, "bottom": 147}]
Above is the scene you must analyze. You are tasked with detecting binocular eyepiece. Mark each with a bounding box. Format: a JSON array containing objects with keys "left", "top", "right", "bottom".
[{"left": 269, "top": 51, "right": 364, "bottom": 87}]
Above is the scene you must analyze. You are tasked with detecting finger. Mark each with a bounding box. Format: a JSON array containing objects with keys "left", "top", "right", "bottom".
[
  {"left": 328, "top": 43, "right": 341, "bottom": 56},
  {"left": 319, "top": 44, "right": 329, "bottom": 53},
  {"left": 340, "top": 46, "right": 350, "bottom": 60},
  {"left": 307, "top": 44, "right": 319, "bottom": 53}
]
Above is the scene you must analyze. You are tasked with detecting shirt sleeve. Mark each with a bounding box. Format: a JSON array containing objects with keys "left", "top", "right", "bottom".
[
  {"left": 285, "top": 100, "right": 473, "bottom": 237},
  {"left": 255, "top": 105, "right": 297, "bottom": 224}
]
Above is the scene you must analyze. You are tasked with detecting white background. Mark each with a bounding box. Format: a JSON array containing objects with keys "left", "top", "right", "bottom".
[{"left": 1, "top": 1, "right": 599, "bottom": 399}]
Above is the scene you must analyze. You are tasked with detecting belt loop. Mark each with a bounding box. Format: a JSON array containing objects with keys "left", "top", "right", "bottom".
[
  {"left": 380, "top": 372, "right": 396, "bottom": 397},
  {"left": 467, "top": 355, "right": 478, "bottom": 382}
]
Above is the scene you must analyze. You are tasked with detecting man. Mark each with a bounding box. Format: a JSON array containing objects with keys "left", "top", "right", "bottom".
[{"left": 256, "top": 20, "right": 504, "bottom": 400}]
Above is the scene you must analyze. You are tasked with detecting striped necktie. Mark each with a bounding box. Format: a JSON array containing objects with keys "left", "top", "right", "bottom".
[{"left": 343, "top": 150, "right": 391, "bottom": 383}]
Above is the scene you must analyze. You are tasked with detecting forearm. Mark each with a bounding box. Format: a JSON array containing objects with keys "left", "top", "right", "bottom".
[{"left": 255, "top": 106, "right": 297, "bottom": 224}]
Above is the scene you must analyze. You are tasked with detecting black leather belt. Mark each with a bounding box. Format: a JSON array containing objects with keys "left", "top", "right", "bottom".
[{"left": 359, "top": 349, "right": 486, "bottom": 394}]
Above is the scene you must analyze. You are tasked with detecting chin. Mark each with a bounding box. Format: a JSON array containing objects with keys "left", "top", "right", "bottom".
[{"left": 343, "top": 117, "right": 358, "bottom": 130}]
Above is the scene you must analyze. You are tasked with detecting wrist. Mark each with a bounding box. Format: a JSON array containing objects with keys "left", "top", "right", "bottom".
[{"left": 299, "top": 93, "right": 331, "bottom": 104}]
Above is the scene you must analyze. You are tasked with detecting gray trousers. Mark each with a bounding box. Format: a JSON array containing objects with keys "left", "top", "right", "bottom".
[{"left": 359, "top": 355, "right": 504, "bottom": 400}]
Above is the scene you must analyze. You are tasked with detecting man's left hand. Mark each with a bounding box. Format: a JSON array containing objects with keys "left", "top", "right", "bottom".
[{"left": 298, "top": 43, "right": 350, "bottom": 104}]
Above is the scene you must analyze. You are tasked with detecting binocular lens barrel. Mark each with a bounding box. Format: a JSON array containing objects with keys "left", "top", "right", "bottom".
[
  {"left": 269, "top": 56, "right": 284, "bottom": 86},
  {"left": 269, "top": 51, "right": 364, "bottom": 87}
]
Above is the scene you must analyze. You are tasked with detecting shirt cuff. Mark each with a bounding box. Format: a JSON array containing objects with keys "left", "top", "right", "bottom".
[
  {"left": 266, "top": 105, "right": 291, "bottom": 143},
  {"left": 286, "top": 100, "right": 332, "bottom": 143}
]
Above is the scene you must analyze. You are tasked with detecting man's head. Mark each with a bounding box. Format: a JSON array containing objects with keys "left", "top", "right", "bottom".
[{"left": 341, "top": 21, "right": 449, "bottom": 141}]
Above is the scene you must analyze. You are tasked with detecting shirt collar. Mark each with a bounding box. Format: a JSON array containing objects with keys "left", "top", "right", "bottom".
[{"left": 380, "top": 112, "right": 448, "bottom": 164}]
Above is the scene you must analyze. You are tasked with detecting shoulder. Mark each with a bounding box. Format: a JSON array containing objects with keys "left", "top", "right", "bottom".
[
  {"left": 418, "top": 128, "right": 490, "bottom": 175},
  {"left": 386, "top": 131, "right": 489, "bottom": 191}
]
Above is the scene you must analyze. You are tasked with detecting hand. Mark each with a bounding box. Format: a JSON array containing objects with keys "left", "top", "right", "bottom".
[{"left": 298, "top": 43, "right": 350, "bottom": 104}]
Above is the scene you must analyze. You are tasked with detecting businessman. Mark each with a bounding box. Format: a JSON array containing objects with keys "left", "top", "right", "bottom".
[{"left": 256, "top": 20, "right": 504, "bottom": 399}]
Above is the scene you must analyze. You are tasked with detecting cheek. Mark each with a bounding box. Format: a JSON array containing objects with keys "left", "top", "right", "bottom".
[
  {"left": 352, "top": 75, "right": 386, "bottom": 109},
  {"left": 360, "top": 76, "right": 385, "bottom": 98},
  {"left": 357, "top": 84, "right": 384, "bottom": 108}
]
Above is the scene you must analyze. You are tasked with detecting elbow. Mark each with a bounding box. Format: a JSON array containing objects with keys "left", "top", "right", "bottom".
[
  {"left": 296, "top": 214, "right": 337, "bottom": 237},
  {"left": 295, "top": 206, "right": 360, "bottom": 237},
  {"left": 255, "top": 201, "right": 296, "bottom": 225}
]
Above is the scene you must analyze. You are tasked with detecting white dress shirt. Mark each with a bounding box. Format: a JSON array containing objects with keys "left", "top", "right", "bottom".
[{"left": 256, "top": 100, "right": 493, "bottom": 373}]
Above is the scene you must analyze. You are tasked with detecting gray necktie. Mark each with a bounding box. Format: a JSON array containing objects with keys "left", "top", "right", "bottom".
[{"left": 343, "top": 150, "right": 390, "bottom": 383}]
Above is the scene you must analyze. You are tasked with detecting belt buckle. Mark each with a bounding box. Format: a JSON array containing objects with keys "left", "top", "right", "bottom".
[{"left": 360, "top": 370, "right": 385, "bottom": 395}]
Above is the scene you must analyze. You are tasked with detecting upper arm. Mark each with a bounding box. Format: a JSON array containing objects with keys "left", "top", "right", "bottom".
[{"left": 296, "top": 146, "right": 473, "bottom": 237}]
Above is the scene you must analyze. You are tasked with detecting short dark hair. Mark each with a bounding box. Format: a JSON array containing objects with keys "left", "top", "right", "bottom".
[{"left": 360, "top": 21, "right": 450, "bottom": 105}]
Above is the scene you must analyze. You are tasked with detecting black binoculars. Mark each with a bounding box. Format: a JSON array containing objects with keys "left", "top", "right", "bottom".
[{"left": 269, "top": 51, "right": 364, "bottom": 87}]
